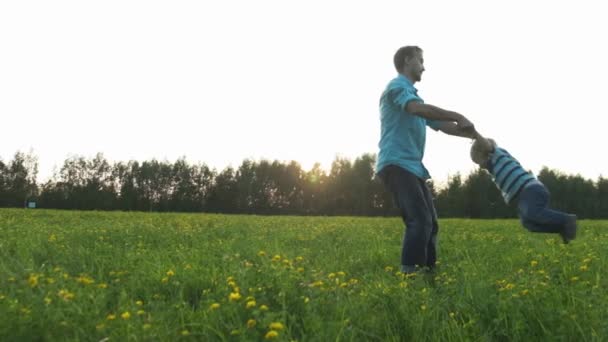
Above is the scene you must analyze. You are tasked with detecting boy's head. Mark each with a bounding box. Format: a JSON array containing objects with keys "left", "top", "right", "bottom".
[{"left": 470, "top": 137, "right": 496, "bottom": 167}]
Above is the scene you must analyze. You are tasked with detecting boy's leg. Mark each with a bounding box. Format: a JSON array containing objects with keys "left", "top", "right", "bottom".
[
  {"left": 378, "top": 165, "right": 435, "bottom": 271},
  {"left": 517, "top": 183, "right": 576, "bottom": 238}
]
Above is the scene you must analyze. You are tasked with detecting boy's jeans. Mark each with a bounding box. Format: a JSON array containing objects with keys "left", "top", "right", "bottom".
[
  {"left": 378, "top": 165, "right": 438, "bottom": 270},
  {"left": 517, "top": 180, "right": 571, "bottom": 233}
]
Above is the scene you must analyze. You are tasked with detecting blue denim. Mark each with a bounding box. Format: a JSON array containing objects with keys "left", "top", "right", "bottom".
[
  {"left": 378, "top": 165, "right": 438, "bottom": 269},
  {"left": 517, "top": 182, "right": 571, "bottom": 233}
]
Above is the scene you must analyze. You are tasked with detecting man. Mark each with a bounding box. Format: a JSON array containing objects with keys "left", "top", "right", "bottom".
[{"left": 376, "top": 46, "right": 476, "bottom": 274}]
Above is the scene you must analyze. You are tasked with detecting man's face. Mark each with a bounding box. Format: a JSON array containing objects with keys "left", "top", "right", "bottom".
[{"left": 405, "top": 51, "right": 425, "bottom": 82}]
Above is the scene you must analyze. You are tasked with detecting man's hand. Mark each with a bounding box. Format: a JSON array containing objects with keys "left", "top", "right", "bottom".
[
  {"left": 436, "top": 121, "right": 477, "bottom": 138},
  {"left": 456, "top": 115, "right": 474, "bottom": 131}
]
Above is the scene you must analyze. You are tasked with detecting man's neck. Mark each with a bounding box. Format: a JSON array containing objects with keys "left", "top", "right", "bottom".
[{"left": 400, "top": 71, "right": 416, "bottom": 84}]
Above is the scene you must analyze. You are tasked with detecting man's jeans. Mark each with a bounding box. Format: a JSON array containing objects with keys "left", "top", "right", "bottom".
[
  {"left": 378, "top": 165, "right": 438, "bottom": 270},
  {"left": 517, "top": 181, "right": 571, "bottom": 233}
]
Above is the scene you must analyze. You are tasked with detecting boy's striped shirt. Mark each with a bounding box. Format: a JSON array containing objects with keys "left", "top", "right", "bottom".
[{"left": 488, "top": 147, "right": 536, "bottom": 204}]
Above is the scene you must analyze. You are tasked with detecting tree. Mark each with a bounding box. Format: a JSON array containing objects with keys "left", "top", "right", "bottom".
[{"left": 207, "top": 167, "right": 238, "bottom": 213}]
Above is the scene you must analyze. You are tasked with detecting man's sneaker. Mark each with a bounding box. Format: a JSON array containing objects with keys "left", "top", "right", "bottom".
[
  {"left": 401, "top": 264, "right": 417, "bottom": 274},
  {"left": 560, "top": 214, "right": 577, "bottom": 244}
]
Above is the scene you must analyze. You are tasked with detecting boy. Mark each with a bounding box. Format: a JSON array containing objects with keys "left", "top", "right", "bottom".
[{"left": 470, "top": 133, "right": 577, "bottom": 243}]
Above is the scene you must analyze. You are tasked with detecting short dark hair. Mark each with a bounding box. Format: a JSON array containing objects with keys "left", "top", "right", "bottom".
[{"left": 393, "top": 46, "right": 422, "bottom": 72}]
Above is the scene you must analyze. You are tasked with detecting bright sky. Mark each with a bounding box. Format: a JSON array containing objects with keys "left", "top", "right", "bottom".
[{"left": 2, "top": 1, "right": 606, "bottom": 185}]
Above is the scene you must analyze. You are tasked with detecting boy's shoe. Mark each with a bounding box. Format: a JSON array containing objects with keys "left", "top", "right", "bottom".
[{"left": 560, "top": 215, "right": 577, "bottom": 244}]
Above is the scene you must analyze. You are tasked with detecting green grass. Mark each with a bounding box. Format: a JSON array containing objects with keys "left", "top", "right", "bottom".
[{"left": 1, "top": 209, "right": 607, "bottom": 341}]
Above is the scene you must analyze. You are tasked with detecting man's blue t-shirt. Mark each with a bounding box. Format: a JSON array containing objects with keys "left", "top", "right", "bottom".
[{"left": 376, "top": 74, "right": 440, "bottom": 180}]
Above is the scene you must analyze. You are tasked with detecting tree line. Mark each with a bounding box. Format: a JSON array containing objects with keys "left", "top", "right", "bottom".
[{"left": 1, "top": 151, "right": 607, "bottom": 218}]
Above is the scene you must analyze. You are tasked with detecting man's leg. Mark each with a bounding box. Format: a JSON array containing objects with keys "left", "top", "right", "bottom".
[
  {"left": 379, "top": 165, "right": 435, "bottom": 271},
  {"left": 421, "top": 180, "right": 439, "bottom": 269}
]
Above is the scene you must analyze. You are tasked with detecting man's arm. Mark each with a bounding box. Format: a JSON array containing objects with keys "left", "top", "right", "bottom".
[{"left": 406, "top": 102, "right": 474, "bottom": 130}]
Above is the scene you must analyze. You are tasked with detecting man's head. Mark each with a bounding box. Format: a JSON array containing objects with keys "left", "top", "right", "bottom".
[
  {"left": 470, "top": 137, "right": 496, "bottom": 167},
  {"left": 394, "top": 46, "right": 425, "bottom": 82}
]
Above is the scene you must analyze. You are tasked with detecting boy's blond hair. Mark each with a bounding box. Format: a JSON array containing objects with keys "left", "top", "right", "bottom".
[{"left": 470, "top": 136, "right": 496, "bottom": 166}]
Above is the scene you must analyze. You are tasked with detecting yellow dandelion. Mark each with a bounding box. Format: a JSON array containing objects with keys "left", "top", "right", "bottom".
[
  {"left": 521, "top": 289, "right": 530, "bottom": 296},
  {"left": 265, "top": 330, "right": 279, "bottom": 339},
  {"left": 272, "top": 255, "right": 281, "bottom": 262},
  {"left": 97, "top": 283, "right": 108, "bottom": 289},
  {"left": 295, "top": 256, "right": 304, "bottom": 262},
  {"left": 580, "top": 265, "right": 589, "bottom": 271},
  {"left": 246, "top": 300, "right": 256, "bottom": 309},
  {"left": 303, "top": 297, "right": 310, "bottom": 304},
  {"left": 210, "top": 303, "right": 220, "bottom": 310},
  {"left": 269, "top": 322, "right": 284, "bottom": 331},
  {"left": 106, "top": 314, "right": 116, "bottom": 321},
  {"left": 181, "top": 330, "right": 190, "bottom": 336},
  {"left": 328, "top": 273, "right": 336, "bottom": 279},
  {"left": 310, "top": 281, "right": 323, "bottom": 287},
  {"left": 260, "top": 304, "right": 269, "bottom": 311},
  {"left": 44, "top": 297, "right": 52, "bottom": 305},
  {"left": 570, "top": 276, "right": 579, "bottom": 282},
  {"left": 58, "top": 289, "right": 75, "bottom": 301},
  {"left": 76, "top": 275, "right": 95, "bottom": 285},
  {"left": 258, "top": 251, "right": 267, "bottom": 257},
  {"left": 137, "top": 310, "right": 145, "bottom": 316},
  {"left": 121, "top": 311, "right": 131, "bottom": 320},
  {"left": 136, "top": 300, "right": 143, "bottom": 306},
  {"left": 420, "top": 305, "right": 427, "bottom": 311},
  {"left": 337, "top": 271, "right": 346, "bottom": 277},
  {"left": 227, "top": 276, "right": 235, "bottom": 282},
  {"left": 449, "top": 312, "right": 455, "bottom": 318},
  {"left": 28, "top": 274, "right": 39, "bottom": 288},
  {"left": 229, "top": 292, "right": 242, "bottom": 301},
  {"left": 530, "top": 260, "right": 538, "bottom": 267},
  {"left": 247, "top": 319, "right": 257, "bottom": 328},
  {"left": 166, "top": 270, "right": 175, "bottom": 277}
]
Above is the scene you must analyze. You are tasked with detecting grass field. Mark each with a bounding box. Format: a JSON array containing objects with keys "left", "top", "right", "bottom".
[{"left": 1, "top": 209, "right": 606, "bottom": 341}]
